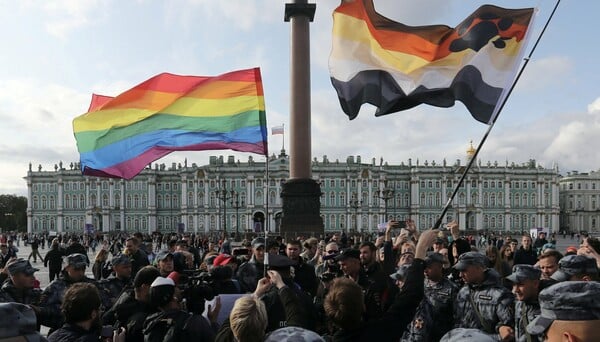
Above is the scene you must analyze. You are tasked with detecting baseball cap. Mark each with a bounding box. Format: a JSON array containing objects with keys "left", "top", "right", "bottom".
[
  {"left": 155, "top": 250, "right": 174, "bottom": 262},
  {"left": 213, "top": 254, "right": 234, "bottom": 266},
  {"left": 434, "top": 238, "right": 446, "bottom": 245},
  {"left": 6, "top": 258, "right": 39, "bottom": 276},
  {"left": 526, "top": 281, "right": 600, "bottom": 336},
  {"left": 453, "top": 252, "right": 487, "bottom": 271},
  {"left": 65, "top": 253, "right": 87, "bottom": 268},
  {"left": 551, "top": 255, "right": 599, "bottom": 282},
  {"left": 149, "top": 276, "right": 176, "bottom": 307},
  {"left": 334, "top": 249, "right": 360, "bottom": 262},
  {"left": 506, "top": 264, "right": 541, "bottom": 284},
  {"left": 425, "top": 253, "right": 444, "bottom": 267},
  {"left": 111, "top": 254, "right": 132, "bottom": 266},
  {"left": 251, "top": 237, "right": 266, "bottom": 249}
]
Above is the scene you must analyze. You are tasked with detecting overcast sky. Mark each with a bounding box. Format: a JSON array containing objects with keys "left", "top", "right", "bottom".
[{"left": 1, "top": 0, "right": 597, "bottom": 197}]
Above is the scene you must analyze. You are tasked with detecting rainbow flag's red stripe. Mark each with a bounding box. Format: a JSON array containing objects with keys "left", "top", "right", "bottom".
[
  {"left": 330, "top": 0, "right": 534, "bottom": 124},
  {"left": 73, "top": 68, "right": 268, "bottom": 179}
]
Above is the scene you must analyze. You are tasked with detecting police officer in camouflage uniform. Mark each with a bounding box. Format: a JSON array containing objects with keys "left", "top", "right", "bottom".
[
  {"left": 453, "top": 252, "right": 515, "bottom": 341},
  {"left": 550, "top": 254, "right": 599, "bottom": 282},
  {"left": 527, "top": 281, "right": 600, "bottom": 341},
  {"left": 505, "top": 264, "right": 545, "bottom": 342},
  {"left": 40, "top": 253, "right": 97, "bottom": 333},
  {"left": 0, "top": 258, "right": 53, "bottom": 328},
  {"left": 424, "top": 252, "right": 459, "bottom": 341},
  {"left": 98, "top": 254, "right": 133, "bottom": 310}
]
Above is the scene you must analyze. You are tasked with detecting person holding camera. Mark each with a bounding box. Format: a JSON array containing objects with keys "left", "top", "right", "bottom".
[{"left": 143, "top": 275, "right": 221, "bottom": 342}]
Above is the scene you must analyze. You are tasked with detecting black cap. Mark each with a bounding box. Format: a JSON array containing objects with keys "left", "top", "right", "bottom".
[
  {"left": 334, "top": 249, "right": 360, "bottom": 262},
  {"left": 266, "top": 253, "right": 296, "bottom": 270},
  {"left": 425, "top": 253, "right": 444, "bottom": 267},
  {"left": 252, "top": 237, "right": 266, "bottom": 249}
]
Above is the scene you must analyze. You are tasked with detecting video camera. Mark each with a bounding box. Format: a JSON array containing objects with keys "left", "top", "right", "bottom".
[{"left": 178, "top": 270, "right": 215, "bottom": 315}]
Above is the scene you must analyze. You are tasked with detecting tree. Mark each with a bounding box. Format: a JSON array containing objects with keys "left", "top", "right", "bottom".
[{"left": 0, "top": 194, "right": 27, "bottom": 232}]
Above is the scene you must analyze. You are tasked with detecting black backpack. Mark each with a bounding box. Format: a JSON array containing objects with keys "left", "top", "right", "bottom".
[{"left": 143, "top": 310, "right": 191, "bottom": 342}]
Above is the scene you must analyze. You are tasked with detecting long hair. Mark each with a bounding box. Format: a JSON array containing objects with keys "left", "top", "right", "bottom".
[{"left": 485, "top": 245, "right": 503, "bottom": 274}]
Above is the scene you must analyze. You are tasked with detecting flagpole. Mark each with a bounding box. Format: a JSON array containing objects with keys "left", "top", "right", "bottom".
[
  {"left": 282, "top": 124, "right": 285, "bottom": 151},
  {"left": 433, "top": 0, "right": 562, "bottom": 230}
]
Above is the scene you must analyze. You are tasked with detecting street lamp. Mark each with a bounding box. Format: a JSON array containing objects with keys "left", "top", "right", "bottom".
[
  {"left": 349, "top": 193, "right": 362, "bottom": 233},
  {"left": 230, "top": 192, "right": 244, "bottom": 241},
  {"left": 377, "top": 187, "right": 395, "bottom": 222},
  {"left": 218, "top": 180, "right": 236, "bottom": 235}
]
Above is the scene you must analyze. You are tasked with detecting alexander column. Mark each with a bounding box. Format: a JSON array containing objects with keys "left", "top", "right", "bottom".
[{"left": 281, "top": 0, "right": 324, "bottom": 237}]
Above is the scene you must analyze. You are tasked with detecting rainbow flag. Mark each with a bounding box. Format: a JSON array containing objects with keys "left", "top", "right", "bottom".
[
  {"left": 73, "top": 68, "right": 268, "bottom": 179},
  {"left": 329, "top": 0, "right": 534, "bottom": 124}
]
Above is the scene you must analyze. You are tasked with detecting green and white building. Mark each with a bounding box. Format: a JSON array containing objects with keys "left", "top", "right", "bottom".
[
  {"left": 24, "top": 147, "right": 561, "bottom": 235},
  {"left": 559, "top": 169, "right": 600, "bottom": 233}
]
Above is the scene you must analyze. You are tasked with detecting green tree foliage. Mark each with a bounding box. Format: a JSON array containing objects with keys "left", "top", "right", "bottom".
[{"left": 0, "top": 194, "right": 27, "bottom": 232}]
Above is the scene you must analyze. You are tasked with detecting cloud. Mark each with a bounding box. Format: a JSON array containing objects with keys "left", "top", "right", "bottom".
[
  {"left": 42, "top": 0, "right": 108, "bottom": 39},
  {"left": 179, "top": 0, "right": 281, "bottom": 31},
  {"left": 588, "top": 97, "right": 600, "bottom": 114},
  {"left": 0, "top": 79, "right": 89, "bottom": 194},
  {"left": 517, "top": 56, "right": 574, "bottom": 91}
]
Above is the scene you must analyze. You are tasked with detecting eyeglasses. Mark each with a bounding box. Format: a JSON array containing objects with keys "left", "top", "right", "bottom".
[{"left": 326, "top": 250, "right": 338, "bottom": 254}]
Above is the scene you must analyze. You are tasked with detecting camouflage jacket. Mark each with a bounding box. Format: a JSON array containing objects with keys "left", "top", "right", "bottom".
[
  {"left": 454, "top": 269, "right": 515, "bottom": 340},
  {"left": 0, "top": 280, "right": 42, "bottom": 305},
  {"left": 97, "top": 276, "right": 132, "bottom": 310},
  {"left": 0, "top": 280, "right": 53, "bottom": 327},
  {"left": 425, "top": 277, "right": 459, "bottom": 341},
  {"left": 39, "top": 271, "right": 97, "bottom": 330},
  {"left": 400, "top": 297, "right": 434, "bottom": 342},
  {"left": 515, "top": 300, "right": 542, "bottom": 342}
]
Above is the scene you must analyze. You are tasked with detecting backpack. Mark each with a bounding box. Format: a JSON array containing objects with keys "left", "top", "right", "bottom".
[{"left": 143, "top": 310, "right": 191, "bottom": 342}]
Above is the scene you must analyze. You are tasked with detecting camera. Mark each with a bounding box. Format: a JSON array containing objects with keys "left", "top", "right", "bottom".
[
  {"left": 178, "top": 270, "right": 215, "bottom": 314},
  {"left": 395, "top": 220, "right": 407, "bottom": 229}
]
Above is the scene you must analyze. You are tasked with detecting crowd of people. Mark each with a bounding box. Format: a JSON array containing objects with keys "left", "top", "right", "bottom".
[{"left": 0, "top": 221, "right": 599, "bottom": 341}]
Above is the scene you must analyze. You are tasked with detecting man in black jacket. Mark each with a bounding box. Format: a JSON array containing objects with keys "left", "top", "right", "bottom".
[
  {"left": 103, "top": 266, "right": 160, "bottom": 342},
  {"left": 43, "top": 239, "right": 64, "bottom": 282},
  {"left": 514, "top": 235, "right": 538, "bottom": 265},
  {"left": 125, "top": 237, "right": 149, "bottom": 277},
  {"left": 323, "top": 229, "right": 438, "bottom": 342}
]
